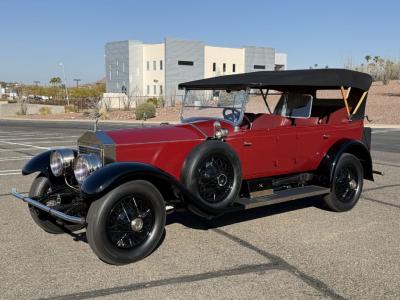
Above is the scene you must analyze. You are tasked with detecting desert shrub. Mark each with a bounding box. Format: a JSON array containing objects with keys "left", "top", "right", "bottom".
[
  {"left": 39, "top": 107, "right": 52, "bottom": 115},
  {"left": 135, "top": 102, "right": 156, "bottom": 120},
  {"left": 82, "top": 110, "right": 91, "bottom": 117},
  {"left": 64, "top": 105, "right": 77, "bottom": 113},
  {"left": 146, "top": 97, "right": 161, "bottom": 108}
]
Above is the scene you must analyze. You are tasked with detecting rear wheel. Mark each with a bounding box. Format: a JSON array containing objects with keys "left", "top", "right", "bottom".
[
  {"left": 323, "top": 153, "right": 363, "bottom": 212},
  {"left": 86, "top": 180, "right": 166, "bottom": 265},
  {"left": 28, "top": 175, "right": 84, "bottom": 234}
]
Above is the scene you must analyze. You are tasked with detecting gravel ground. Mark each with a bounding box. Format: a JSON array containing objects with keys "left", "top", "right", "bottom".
[{"left": 6, "top": 80, "right": 400, "bottom": 124}]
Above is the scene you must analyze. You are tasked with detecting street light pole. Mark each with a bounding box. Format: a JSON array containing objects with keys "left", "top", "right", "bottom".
[
  {"left": 33, "top": 81, "right": 40, "bottom": 86},
  {"left": 73, "top": 78, "right": 81, "bottom": 88},
  {"left": 59, "top": 62, "right": 70, "bottom": 106}
]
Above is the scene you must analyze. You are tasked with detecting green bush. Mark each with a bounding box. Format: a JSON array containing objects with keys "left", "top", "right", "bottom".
[
  {"left": 39, "top": 107, "right": 52, "bottom": 115},
  {"left": 135, "top": 102, "right": 156, "bottom": 120},
  {"left": 146, "top": 97, "right": 160, "bottom": 108},
  {"left": 64, "top": 105, "right": 77, "bottom": 113}
]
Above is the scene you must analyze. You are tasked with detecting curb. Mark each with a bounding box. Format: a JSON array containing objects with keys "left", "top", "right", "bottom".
[{"left": 0, "top": 117, "right": 180, "bottom": 125}]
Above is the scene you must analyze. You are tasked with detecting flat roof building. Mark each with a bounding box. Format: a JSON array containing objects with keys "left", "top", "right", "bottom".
[{"left": 105, "top": 38, "right": 287, "bottom": 105}]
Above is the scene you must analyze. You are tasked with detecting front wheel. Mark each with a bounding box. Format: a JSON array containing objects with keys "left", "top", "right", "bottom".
[
  {"left": 323, "top": 153, "right": 364, "bottom": 212},
  {"left": 86, "top": 180, "right": 166, "bottom": 265},
  {"left": 29, "top": 174, "right": 85, "bottom": 234}
]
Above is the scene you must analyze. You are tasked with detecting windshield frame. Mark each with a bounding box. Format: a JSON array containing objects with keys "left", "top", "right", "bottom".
[{"left": 180, "top": 88, "right": 250, "bottom": 126}]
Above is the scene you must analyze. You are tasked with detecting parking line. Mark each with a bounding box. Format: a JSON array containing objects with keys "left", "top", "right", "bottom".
[
  {"left": 0, "top": 156, "right": 33, "bottom": 162},
  {"left": 0, "top": 172, "right": 21, "bottom": 176},
  {"left": 0, "top": 136, "right": 79, "bottom": 141},
  {"left": 0, "top": 169, "right": 21, "bottom": 173},
  {"left": 0, "top": 141, "right": 49, "bottom": 150}
]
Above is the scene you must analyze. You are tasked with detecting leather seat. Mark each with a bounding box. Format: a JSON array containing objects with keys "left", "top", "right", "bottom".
[{"left": 251, "top": 114, "right": 291, "bottom": 129}]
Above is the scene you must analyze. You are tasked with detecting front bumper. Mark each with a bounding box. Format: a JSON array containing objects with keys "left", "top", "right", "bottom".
[{"left": 11, "top": 188, "right": 86, "bottom": 225}]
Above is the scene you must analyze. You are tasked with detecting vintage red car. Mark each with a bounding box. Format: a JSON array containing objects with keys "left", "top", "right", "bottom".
[{"left": 12, "top": 69, "right": 375, "bottom": 265}]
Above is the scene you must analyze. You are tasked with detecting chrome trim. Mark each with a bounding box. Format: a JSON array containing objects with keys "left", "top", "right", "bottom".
[{"left": 11, "top": 188, "right": 86, "bottom": 225}]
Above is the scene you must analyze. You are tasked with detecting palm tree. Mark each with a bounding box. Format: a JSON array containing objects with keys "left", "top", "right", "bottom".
[
  {"left": 365, "top": 55, "right": 371, "bottom": 63},
  {"left": 49, "top": 77, "right": 62, "bottom": 87},
  {"left": 314, "top": 64, "right": 318, "bottom": 69},
  {"left": 373, "top": 56, "right": 380, "bottom": 64}
]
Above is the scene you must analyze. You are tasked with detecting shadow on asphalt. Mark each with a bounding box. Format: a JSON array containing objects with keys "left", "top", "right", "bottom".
[{"left": 166, "top": 197, "right": 325, "bottom": 230}]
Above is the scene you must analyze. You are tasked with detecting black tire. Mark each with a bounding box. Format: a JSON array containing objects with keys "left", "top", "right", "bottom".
[
  {"left": 323, "top": 153, "right": 364, "bottom": 212},
  {"left": 181, "top": 140, "right": 242, "bottom": 210},
  {"left": 29, "top": 175, "right": 84, "bottom": 234},
  {"left": 86, "top": 180, "right": 166, "bottom": 265}
]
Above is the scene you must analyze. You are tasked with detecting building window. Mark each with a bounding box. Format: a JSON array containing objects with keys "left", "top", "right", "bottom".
[
  {"left": 116, "top": 82, "right": 119, "bottom": 89},
  {"left": 160, "top": 60, "right": 163, "bottom": 70},
  {"left": 116, "top": 69, "right": 119, "bottom": 77},
  {"left": 116, "top": 60, "right": 119, "bottom": 67},
  {"left": 213, "top": 63, "right": 216, "bottom": 72},
  {"left": 254, "top": 65, "right": 266, "bottom": 70},
  {"left": 178, "top": 60, "right": 194, "bottom": 66},
  {"left": 232, "top": 64, "right": 236, "bottom": 72},
  {"left": 223, "top": 63, "right": 226, "bottom": 72},
  {"left": 109, "top": 66, "right": 112, "bottom": 80},
  {"left": 147, "top": 85, "right": 150, "bottom": 95},
  {"left": 122, "top": 63, "right": 125, "bottom": 72},
  {"left": 153, "top": 61, "right": 156, "bottom": 71},
  {"left": 146, "top": 61, "right": 150, "bottom": 71},
  {"left": 160, "top": 85, "right": 163, "bottom": 95},
  {"left": 153, "top": 85, "right": 157, "bottom": 94}
]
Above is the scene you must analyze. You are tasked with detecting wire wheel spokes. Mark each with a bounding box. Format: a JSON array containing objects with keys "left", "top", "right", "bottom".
[
  {"left": 335, "top": 165, "right": 359, "bottom": 203},
  {"left": 197, "top": 154, "right": 234, "bottom": 203},
  {"left": 106, "top": 195, "right": 154, "bottom": 249}
]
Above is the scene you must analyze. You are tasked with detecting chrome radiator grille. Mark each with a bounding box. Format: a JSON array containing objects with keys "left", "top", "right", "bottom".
[{"left": 78, "top": 145, "right": 104, "bottom": 162}]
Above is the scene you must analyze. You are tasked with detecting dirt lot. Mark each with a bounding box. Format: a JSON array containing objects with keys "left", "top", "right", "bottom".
[{"left": 6, "top": 80, "right": 400, "bottom": 124}]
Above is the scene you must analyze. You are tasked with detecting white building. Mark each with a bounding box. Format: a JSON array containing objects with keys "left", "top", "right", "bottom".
[{"left": 104, "top": 38, "right": 287, "bottom": 105}]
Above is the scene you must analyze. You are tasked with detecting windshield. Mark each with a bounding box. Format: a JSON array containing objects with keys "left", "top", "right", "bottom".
[{"left": 181, "top": 89, "right": 248, "bottom": 125}]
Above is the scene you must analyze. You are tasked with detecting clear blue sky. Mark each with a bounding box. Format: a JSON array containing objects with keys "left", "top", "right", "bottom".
[{"left": 1, "top": 0, "right": 399, "bottom": 85}]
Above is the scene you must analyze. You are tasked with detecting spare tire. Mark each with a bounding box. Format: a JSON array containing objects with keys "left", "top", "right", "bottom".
[{"left": 181, "top": 140, "right": 242, "bottom": 210}]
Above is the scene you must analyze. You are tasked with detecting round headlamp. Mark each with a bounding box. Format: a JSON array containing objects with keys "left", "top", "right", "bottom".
[
  {"left": 74, "top": 154, "right": 102, "bottom": 184},
  {"left": 50, "top": 149, "right": 75, "bottom": 177}
]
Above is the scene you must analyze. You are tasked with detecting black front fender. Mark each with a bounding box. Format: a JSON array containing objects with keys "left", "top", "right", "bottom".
[
  {"left": 22, "top": 149, "right": 77, "bottom": 176},
  {"left": 22, "top": 150, "right": 52, "bottom": 175},
  {"left": 80, "top": 162, "right": 221, "bottom": 216}
]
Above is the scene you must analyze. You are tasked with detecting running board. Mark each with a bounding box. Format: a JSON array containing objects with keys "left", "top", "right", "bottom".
[{"left": 235, "top": 185, "right": 329, "bottom": 210}]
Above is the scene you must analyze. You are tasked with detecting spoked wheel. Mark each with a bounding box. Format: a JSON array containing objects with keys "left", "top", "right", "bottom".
[
  {"left": 106, "top": 195, "right": 154, "bottom": 249},
  {"left": 29, "top": 174, "right": 85, "bottom": 234},
  {"left": 181, "top": 140, "right": 242, "bottom": 211},
  {"left": 197, "top": 154, "right": 234, "bottom": 203},
  {"left": 323, "top": 153, "right": 364, "bottom": 212},
  {"left": 86, "top": 180, "right": 166, "bottom": 265}
]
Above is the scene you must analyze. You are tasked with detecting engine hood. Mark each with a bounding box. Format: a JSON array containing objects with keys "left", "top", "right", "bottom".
[
  {"left": 77, "top": 123, "right": 208, "bottom": 163},
  {"left": 105, "top": 123, "right": 207, "bottom": 145}
]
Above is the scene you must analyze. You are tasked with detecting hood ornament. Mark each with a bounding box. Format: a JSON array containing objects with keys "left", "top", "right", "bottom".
[{"left": 93, "top": 112, "right": 101, "bottom": 132}]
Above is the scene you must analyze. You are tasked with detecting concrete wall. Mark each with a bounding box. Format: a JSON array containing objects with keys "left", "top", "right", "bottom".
[
  {"left": 142, "top": 43, "right": 165, "bottom": 96},
  {"left": 0, "top": 103, "right": 65, "bottom": 116},
  {"left": 128, "top": 40, "right": 144, "bottom": 96},
  {"left": 275, "top": 52, "right": 287, "bottom": 70},
  {"left": 105, "top": 41, "right": 130, "bottom": 93},
  {"left": 244, "top": 46, "right": 275, "bottom": 72},
  {"left": 165, "top": 38, "right": 205, "bottom": 100},
  {"left": 204, "top": 46, "right": 245, "bottom": 78}
]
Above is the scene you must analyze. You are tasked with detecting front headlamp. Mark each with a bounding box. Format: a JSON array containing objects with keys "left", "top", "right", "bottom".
[
  {"left": 73, "top": 154, "right": 102, "bottom": 184},
  {"left": 50, "top": 149, "right": 75, "bottom": 177}
]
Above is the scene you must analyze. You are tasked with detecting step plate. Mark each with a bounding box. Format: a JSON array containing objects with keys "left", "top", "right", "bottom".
[{"left": 235, "top": 185, "right": 330, "bottom": 210}]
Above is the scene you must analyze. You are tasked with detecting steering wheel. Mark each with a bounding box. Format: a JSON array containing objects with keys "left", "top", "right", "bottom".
[
  {"left": 222, "top": 108, "right": 251, "bottom": 129},
  {"left": 223, "top": 108, "right": 241, "bottom": 123}
]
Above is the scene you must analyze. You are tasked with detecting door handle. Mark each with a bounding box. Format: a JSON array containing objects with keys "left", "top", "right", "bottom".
[
  {"left": 323, "top": 134, "right": 330, "bottom": 139},
  {"left": 243, "top": 141, "right": 253, "bottom": 147}
]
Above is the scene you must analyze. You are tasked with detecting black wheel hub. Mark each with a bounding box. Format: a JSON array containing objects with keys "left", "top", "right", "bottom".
[
  {"left": 335, "top": 165, "right": 359, "bottom": 203},
  {"left": 197, "top": 155, "right": 234, "bottom": 203},
  {"left": 106, "top": 195, "right": 154, "bottom": 249}
]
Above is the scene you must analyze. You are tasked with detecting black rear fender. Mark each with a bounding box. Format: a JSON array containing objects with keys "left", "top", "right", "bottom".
[{"left": 318, "top": 139, "right": 373, "bottom": 186}]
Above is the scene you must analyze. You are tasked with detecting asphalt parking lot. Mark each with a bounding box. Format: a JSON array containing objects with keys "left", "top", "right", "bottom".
[{"left": 0, "top": 119, "right": 399, "bottom": 299}]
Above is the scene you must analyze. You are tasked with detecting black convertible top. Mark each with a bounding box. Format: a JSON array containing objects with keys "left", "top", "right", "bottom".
[{"left": 179, "top": 69, "right": 372, "bottom": 91}]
